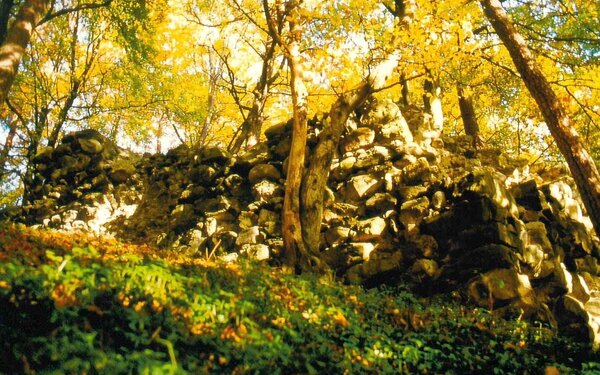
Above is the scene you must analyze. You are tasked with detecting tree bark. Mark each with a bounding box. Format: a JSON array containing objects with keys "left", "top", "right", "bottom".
[
  {"left": 400, "top": 73, "right": 409, "bottom": 107},
  {"left": 263, "top": 0, "right": 321, "bottom": 271},
  {"left": 423, "top": 78, "right": 443, "bottom": 134},
  {"left": 0, "top": 0, "right": 50, "bottom": 106},
  {"left": 199, "top": 55, "right": 220, "bottom": 146},
  {"left": 300, "top": 83, "right": 372, "bottom": 255},
  {"left": 229, "top": 38, "right": 279, "bottom": 153},
  {"left": 22, "top": 105, "right": 47, "bottom": 205},
  {"left": 384, "top": 0, "right": 414, "bottom": 107},
  {"left": 0, "top": 0, "right": 15, "bottom": 44},
  {"left": 480, "top": 0, "right": 600, "bottom": 236},
  {"left": 0, "top": 113, "right": 16, "bottom": 181},
  {"left": 457, "top": 85, "right": 482, "bottom": 149},
  {"left": 283, "top": 47, "right": 313, "bottom": 270},
  {"left": 271, "top": 0, "right": 399, "bottom": 271}
]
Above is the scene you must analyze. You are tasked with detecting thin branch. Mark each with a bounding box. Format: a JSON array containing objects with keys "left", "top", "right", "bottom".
[
  {"left": 480, "top": 54, "right": 520, "bottom": 78},
  {"left": 38, "top": 0, "right": 113, "bottom": 26},
  {"left": 562, "top": 86, "right": 600, "bottom": 133},
  {"left": 5, "top": 99, "right": 26, "bottom": 126},
  {"left": 530, "top": 140, "right": 556, "bottom": 166}
]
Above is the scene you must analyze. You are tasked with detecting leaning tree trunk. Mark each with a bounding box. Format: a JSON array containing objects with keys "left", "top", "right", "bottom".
[
  {"left": 229, "top": 39, "right": 277, "bottom": 153},
  {"left": 300, "top": 56, "right": 399, "bottom": 258},
  {"left": 0, "top": 0, "right": 50, "bottom": 106},
  {"left": 199, "top": 74, "right": 217, "bottom": 146},
  {"left": 300, "top": 83, "right": 372, "bottom": 255},
  {"left": 480, "top": 0, "right": 600, "bottom": 236}
]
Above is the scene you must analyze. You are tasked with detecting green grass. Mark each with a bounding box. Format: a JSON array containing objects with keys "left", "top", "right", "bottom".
[{"left": 1, "top": 223, "right": 599, "bottom": 374}]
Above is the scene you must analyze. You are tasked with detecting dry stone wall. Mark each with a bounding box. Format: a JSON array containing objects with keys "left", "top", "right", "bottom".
[{"left": 13, "top": 98, "right": 600, "bottom": 344}]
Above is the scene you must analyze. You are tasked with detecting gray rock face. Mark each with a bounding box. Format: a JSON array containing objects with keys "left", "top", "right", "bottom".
[{"left": 14, "top": 107, "right": 600, "bottom": 344}]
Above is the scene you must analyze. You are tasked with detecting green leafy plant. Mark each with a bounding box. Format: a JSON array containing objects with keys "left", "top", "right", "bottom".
[{"left": 0, "top": 223, "right": 599, "bottom": 373}]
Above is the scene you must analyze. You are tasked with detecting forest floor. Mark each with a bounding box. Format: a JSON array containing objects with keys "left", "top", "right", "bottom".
[{"left": 1, "top": 222, "right": 599, "bottom": 374}]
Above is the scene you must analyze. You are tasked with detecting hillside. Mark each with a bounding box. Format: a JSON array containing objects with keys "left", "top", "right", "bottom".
[
  {"left": 2, "top": 96, "right": 600, "bottom": 372},
  {"left": 1, "top": 223, "right": 600, "bottom": 373}
]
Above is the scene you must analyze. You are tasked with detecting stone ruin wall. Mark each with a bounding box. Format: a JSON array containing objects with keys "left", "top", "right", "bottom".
[{"left": 13, "top": 98, "right": 600, "bottom": 344}]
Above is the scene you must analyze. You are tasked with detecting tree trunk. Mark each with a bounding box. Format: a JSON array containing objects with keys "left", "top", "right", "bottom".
[
  {"left": 300, "top": 83, "right": 372, "bottom": 255},
  {"left": 262, "top": 0, "right": 319, "bottom": 271},
  {"left": 299, "top": 55, "right": 399, "bottom": 260},
  {"left": 22, "top": 108, "right": 47, "bottom": 206},
  {"left": 199, "top": 72, "right": 217, "bottom": 146},
  {"left": 229, "top": 39, "right": 278, "bottom": 153},
  {"left": 0, "top": 113, "right": 16, "bottom": 181},
  {"left": 423, "top": 78, "right": 443, "bottom": 134},
  {"left": 0, "top": 0, "right": 50, "bottom": 106},
  {"left": 228, "top": 77, "right": 268, "bottom": 153},
  {"left": 271, "top": 0, "right": 399, "bottom": 271},
  {"left": 0, "top": 0, "right": 15, "bottom": 44},
  {"left": 457, "top": 85, "right": 482, "bottom": 149},
  {"left": 156, "top": 118, "right": 163, "bottom": 153},
  {"left": 199, "top": 93, "right": 214, "bottom": 146},
  {"left": 480, "top": 0, "right": 600, "bottom": 236},
  {"left": 385, "top": 0, "right": 414, "bottom": 107},
  {"left": 47, "top": 80, "right": 80, "bottom": 148},
  {"left": 400, "top": 73, "right": 409, "bottom": 107},
  {"left": 283, "top": 48, "right": 313, "bottom": 270}
]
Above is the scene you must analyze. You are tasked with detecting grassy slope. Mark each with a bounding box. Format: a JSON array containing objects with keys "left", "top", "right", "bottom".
[{"left": 1, "top": 223, "right": 599, "bottom": 374}]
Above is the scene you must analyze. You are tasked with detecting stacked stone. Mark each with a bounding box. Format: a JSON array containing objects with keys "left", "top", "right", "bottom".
[
  {"left": 109, "top": 141, "right": 289, "bottom": 262},
  {"left": 112, "top": 144, "right": 240, "bottom": 249},
  {"left": 19, "top": 128, "right": 289, "bottom": 261},
  {"left": 512, "top": 176, "right": 600, "bottom": 343},
  {"left": 413, "top": 163, "right": 600, "bottom": 344},
  {"left": 226, "top": 140, "right": 286, "bottom": 261},
  {"left": 18, "top": 129, "right": 140, "bottom": 232},
  {"left": 323, "top": 98, "right": 439, "bottom": 283}
]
